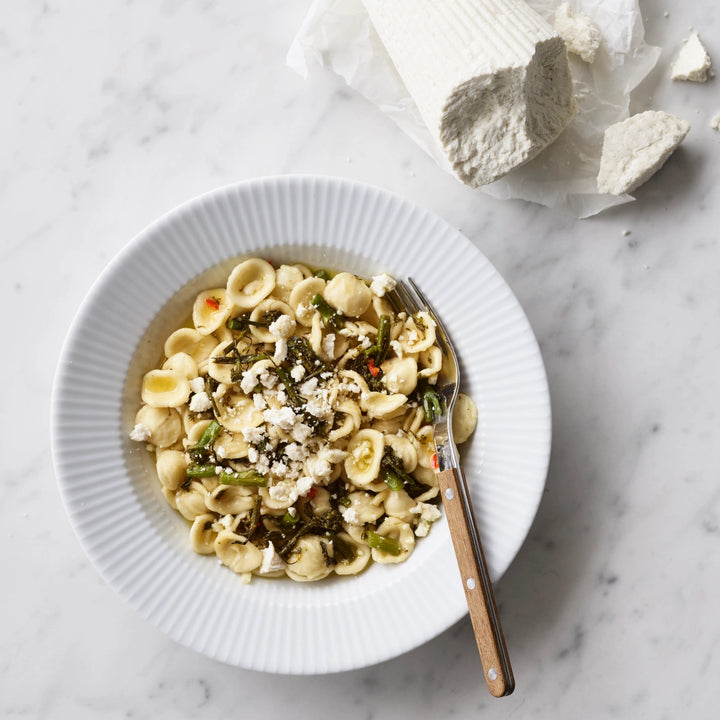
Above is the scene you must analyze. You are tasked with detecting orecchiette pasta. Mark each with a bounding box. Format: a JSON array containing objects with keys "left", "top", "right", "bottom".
[{"left": 130, "top": 258, "right": 478, "bottom": 583}]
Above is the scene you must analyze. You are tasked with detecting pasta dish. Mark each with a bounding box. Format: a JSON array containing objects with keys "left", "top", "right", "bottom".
[{"left": 129, "top": 258, "right": 475, "bottom": 582}]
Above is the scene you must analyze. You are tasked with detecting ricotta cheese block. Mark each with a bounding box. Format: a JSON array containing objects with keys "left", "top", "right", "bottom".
[
  {"left": 671, "top": 33, "right": 712, "bottom": 82},
  {"left": 360, "top": 0, "right": 576, "bottom": 187},
  {"left": 554, "top": 3, "right": 602, "bottom": 64},
  {"left": 597, "top": 111, "right": 690, "bottom": 196}
]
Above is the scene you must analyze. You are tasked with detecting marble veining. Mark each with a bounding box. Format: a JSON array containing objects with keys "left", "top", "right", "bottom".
[{"left": 3, "top": 1, "right": 720, "bottom": 718}]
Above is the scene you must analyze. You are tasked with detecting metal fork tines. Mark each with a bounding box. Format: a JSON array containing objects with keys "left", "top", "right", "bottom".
[{"left": 392, "top": 278, "right": 515, "bottom": 698}]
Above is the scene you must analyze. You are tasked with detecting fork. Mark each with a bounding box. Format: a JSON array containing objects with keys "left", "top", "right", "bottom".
[{"left": 393, "top": 278, "right": 515, "bottom": 698}]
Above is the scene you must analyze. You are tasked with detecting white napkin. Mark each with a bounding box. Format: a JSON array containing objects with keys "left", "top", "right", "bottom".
[{"left": 287, "top": 0, "right": 661, "bottom": 218}]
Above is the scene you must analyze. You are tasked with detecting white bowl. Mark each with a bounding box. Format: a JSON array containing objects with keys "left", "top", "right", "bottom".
[{"left": 51, "top": 175, "right": 551, "bottom": 674}]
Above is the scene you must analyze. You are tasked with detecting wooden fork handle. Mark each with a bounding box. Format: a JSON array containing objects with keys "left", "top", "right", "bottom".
[{"left": 437, "top": 467, "right": 515, "bottom": 697}]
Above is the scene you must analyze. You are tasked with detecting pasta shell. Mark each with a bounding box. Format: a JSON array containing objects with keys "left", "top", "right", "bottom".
[
  {"left": 417, "top": 346, "right": 443, "bottom": 379},
  {"left": 333, "top": 532, "right": 371, "bottom": 576},
  {"left": 323, "top": 272, "right": 371, "bottom": 317},
  {"left": 398, "top": 312, "right": 437, "bottom": 353},
  {"left": 141, "top": 369, "right": 191, "bottom": 408},
  {"left": 344, "top": 429, "right": 384, "bottom": 486},
  {"left": 216, "top": 393, "right": 263, "bottom": 434},
  {"left": 189, "top": 513, "right": 219, "bottom": 554},
  {"left": 380, "top": 356, "right": 418, "bottom": 395},
  {"left": 226, "top": 258, "right": 276, "bottom": 311},
  {"left": 273, "top": 264, "right": 304, "bottom": 302},
  {"left": 249, "top": 299, "right": 294, "bottom": 343},
  {"left": 214, "top": 429, "right": 249, "bottom": 460},
  {"left": 164, "top": 328, "right": 219, "bottom": 365},
  {"left": 371, "top": 517, "right": 415, "bottom": 564},
  {"left": 162, "top": 352, "right": 198, "bottom": 380},
  {"left": 383, "top": 488, "right": 416, "bottom": 523},
  {"left": 206, "top": 485, "right": 256, "bottom": 515},
  {"left": 383, "top": 433, "right": 418, "bottom": 473},
  {"left": 207, "top": 337, "right": 250, "bottom": 384},
  {"left": 361, "top": 391, "right": 408, "bottom": 419},
  {"left": 413, "top": 426, "right": 437, "bottom": 468},
  {"left": 134, "top": 405, "right": 183, "bottom": 448},
  {"left": 452, "top": 393, "right": 478, "bottom": 444},
  {"left": 192, "top": 289, "right": 232, "bottom": 335},
  {"left": 215, "top": 530, "right": 263, "bottom": 574},
  {"left": 175, "top": 481, "right": 209, "bottom": 520},
  {"left": 285, "top": 535, "right": 334, "bottom": 582},
  {"left": 288, "top": 276, "right": 326, "bottom": 326},
  {"left": 155, "top": 449, "right": 187, "bottom": 491}
]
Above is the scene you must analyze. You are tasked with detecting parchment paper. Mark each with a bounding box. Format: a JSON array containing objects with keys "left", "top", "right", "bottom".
[{"left": 287, "top": 0, "right": 661, "bottom": 218}]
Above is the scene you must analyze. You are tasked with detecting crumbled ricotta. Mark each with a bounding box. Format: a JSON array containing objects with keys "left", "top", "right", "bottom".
[
  {"left": 411, "top": 501, "right": 442, "bottom": 537},
  {"left": 262, "top": 406, "right": 298, "bottom": 431},
  {"left": 284, "top": 443, "right": 307, "bottom": 462},
  {"left": 305, "top": 455, "right": 333, "bottom": 483},
  {"left": 129, "top": 423, "right": 152, "bottom": 442},
  {"left": 299, "top": 377, "right": 319, "bottom": 397},
  {"left": 291, "top": 422, "right": 313, "bottom": 443},
  {"left": 322, "top": 333, "right": 336, "bottom": 359},
  {"left": 189, "top": 391, "right": 213, "bottom": 413},
  {"left": 370, "top": 272, "right": 397, "bottom": 297},
  {"left": 189, "top": 376, "right": 206, "bottom": 394},
  {"left": 341, "top": 506, "right": 360, "bottom": 525},
  {"left": 242, "top": 426, "right": 266, "bottom": 444},
  {"left": 554, "top": 2, "right": 602, "bottom": 64},
  {"left": 253, "top": 393, "right": 267, "bottom": 411},
  {"left": 361, "top": 0, "right": 576, "bottom": 187},
  {"left": 269, "top": 480, "right": 299, "bottom": 505},
  {"left": 268, "top": 314, "right": 296, "bottom": 339},
  {"left": 290, "top": 364, "right": 306, "bottom": 382},
  {"left": 259, "top": 542, "right": 285, "bottom": 574},
  {"left": 671, "top": 33, "right": 711, "bottom": 82},
  {"left": 296, "top": 476, "right": 315, "bottom": 496},
  {"left": 273, "top": 338, "right": 288, "bottom": 364},
  {"left": 597, "top": 111, "right": 690, "bottom": 195}
]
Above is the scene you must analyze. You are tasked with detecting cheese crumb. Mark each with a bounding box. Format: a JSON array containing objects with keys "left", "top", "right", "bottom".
[
  {"left": 597, "top": 111, "right": 690, "bottom": 195},
  {"left": 554, "top": 3, "right": 602, "bottom": 64},
  {"left": 259, "top": 542, "right": 285, "bottom": 574},
  {"left": 711, "top": 113, "right": 720, "bottom": 131},
  {"left": 262, "top": 406, "right": 297, "bottom": 431},
  {"left": 290, "top": 364, "right": 306, "bottom": 382},
  {"left": 273, "top": 337, "right": 288, "bottom": 364},
  {"left": 370, "top": 273, "right": 397, "bottom": 297},
  {"left": 129, "top": 423, "right": 152, "bottom": 442},
  {"left": 189, "top": 376, "right": 205, "bottom": 394},
  {"left": 189, "top": 391, "right": 213, "bottom": 413},
  {"left": 341, "top": 506, "right": 360, "bottom": 525},
  {"left": 671, "top": 33, "right": 712, "bottom": 82},
  {"left": 268, "top": 314, "right": 296, "bottom": 339}
]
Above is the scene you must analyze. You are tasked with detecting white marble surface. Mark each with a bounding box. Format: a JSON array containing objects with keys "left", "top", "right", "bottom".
[{"left": 3, "top": 1, "right": 720, "bottom": 717}]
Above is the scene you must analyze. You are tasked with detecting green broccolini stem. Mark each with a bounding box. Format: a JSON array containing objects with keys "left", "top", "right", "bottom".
[
  {"left": 186, "top": 464, "right": 218, "bottom": 478},
  {"left": 420, "top": 382, "right": 444, "bottom": 423},
  {"left": 218, "top": 469, "right": 267, "bottom": 487},
  {"left": 366, "top": 530, "right": 401, "bottom": 556},
  {"left": 310, "top": 294, "right": 345, "bottom": 331},
  {"left": 193, "top": 420, "right": 221, "bottom": 449},
  {"left": 274, "top": 366, "right": 304, "bottom": 407},
  {"left": 366, "top": 314, "right": 391, "bottom": 364}
]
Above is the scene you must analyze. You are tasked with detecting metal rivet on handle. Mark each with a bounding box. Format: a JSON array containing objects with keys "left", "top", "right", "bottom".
[
  {"left": 445, "top": 488, "right": 454, "bottom": 500},
  {"left": 488, "top": 668, "right": 498, "bottom": 681},
  {"left": 466, "top": 578, "right": 476, "bottom": 590}
]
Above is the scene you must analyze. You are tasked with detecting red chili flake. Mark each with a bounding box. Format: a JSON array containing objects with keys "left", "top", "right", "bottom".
[
  {"left": 205, "top": 297, "right": 220, "bottom": 310},
  {"left": 431, "top": 452, "right": 439, "bottom": 469},
  {"left": 266, "top": 258, "right": 274, "bottom": 267},
  {"left": 306, "top": 486, "right": 317, "bottom": 500},
  {"left": 367, "top": 357, "right": 379, "bottom": 378}
]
